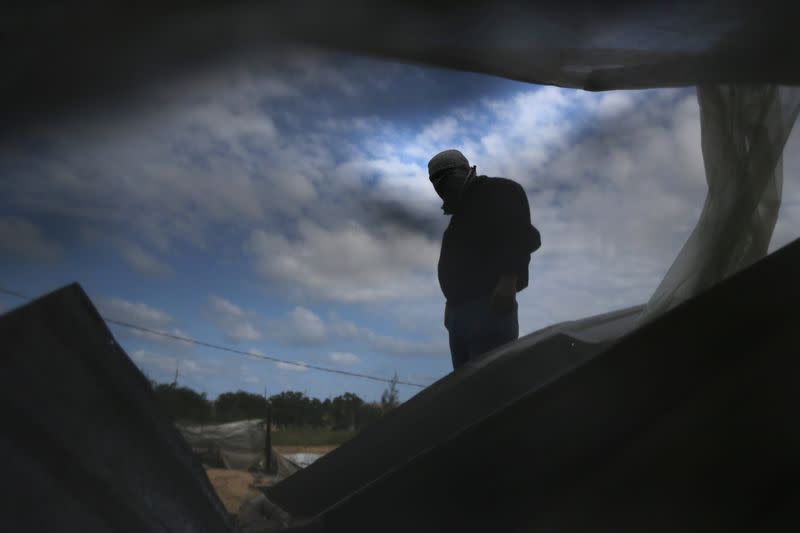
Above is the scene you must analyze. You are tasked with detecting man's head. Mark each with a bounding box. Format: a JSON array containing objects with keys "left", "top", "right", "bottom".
[{"left": 428, "top": 149, "right": 474, "bottom": 204}]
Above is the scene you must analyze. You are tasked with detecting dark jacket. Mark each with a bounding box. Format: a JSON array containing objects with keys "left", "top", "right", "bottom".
[{"left": 437, "top": 176, "right": 541, "bottom": 305}]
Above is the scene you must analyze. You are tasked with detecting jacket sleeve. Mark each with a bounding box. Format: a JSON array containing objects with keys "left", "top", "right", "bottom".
[{"left": 491, "top": 182, "right": 540, "bottom": 276}]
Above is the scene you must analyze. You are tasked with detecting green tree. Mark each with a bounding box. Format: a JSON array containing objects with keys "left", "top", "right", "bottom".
[
  {"left": 215, "top": 390, "right": 268, "bottom": 421},
  {"left": 269, "top": 390, "right": 314, "bottom": 427},
  {"left": 152, "top": 383, "right": 212, "bottom": 422},
  {"left": 329, "top": 392, "right": 364, "bottom": 430}
]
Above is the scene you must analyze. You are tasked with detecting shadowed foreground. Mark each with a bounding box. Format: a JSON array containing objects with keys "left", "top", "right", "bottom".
[
  {"left": 1, "top": 238, "right": 798, "bottom": 532},
  {"left": 268, "top": 237, "right": 800, "bottom": 532}
]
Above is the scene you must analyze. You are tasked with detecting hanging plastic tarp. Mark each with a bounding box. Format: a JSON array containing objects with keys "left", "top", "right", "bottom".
[
  {"left": 642, "top": 85, "right": 800, "bottom": 320},
  {"left": 177, "top": 419, "right": 267, "bottom": 470},
  {"left": 2, "top": 1, "right": 798, "bottom": 135},
  {"left": 176, "top": 419, "right": 301, "bottom": 479}
]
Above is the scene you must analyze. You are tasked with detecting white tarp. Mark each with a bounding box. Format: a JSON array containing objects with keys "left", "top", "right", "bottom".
[
  {"left": 176, "top": 419, "right": 300, "bottom": 479},
  {"left": 642, "top": 85, "right": 800, "bottom": 321},
  {"left": 177, "top": 419, "right": 266, "bottom": 470},
  {"left": 285, "top": 453, "right": 322, "bottom": 468}
]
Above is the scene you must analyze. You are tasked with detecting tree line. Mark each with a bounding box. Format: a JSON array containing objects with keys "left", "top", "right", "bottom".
[{"left": 151, "top": 374, "right": 401, "bottom": 431}]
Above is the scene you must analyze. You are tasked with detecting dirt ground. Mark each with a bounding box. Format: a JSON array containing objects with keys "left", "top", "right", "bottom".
[
  {"left": 205, "top": 468, "right": 270, "bottom": 514},
  {"left": 206, "top": 447, "right": 337, "bottom": 515},
  {"left": 274, "top": 445, "right": 337, "bottom": 455}
]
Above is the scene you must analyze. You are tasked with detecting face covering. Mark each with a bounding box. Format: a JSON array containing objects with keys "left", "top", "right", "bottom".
[{"left": 436, "top": 166, "right": 476, "bottom": 214}]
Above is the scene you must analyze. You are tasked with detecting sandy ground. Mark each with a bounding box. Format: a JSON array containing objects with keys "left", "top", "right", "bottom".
[
  {"left": 205, "top": 468, "right": 270, "bottom": 514},
  {"left": 274, "top": 445, "right": 337, "bottom": 455},
  {"left": 206, "top": 447, "right": 337, "bottom": 515}
]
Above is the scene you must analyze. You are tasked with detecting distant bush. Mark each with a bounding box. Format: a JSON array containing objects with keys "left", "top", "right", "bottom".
[
  {"left": 269, "top": 390, "right": 324, "bottom": 427},
  {"left": 215, "top": 390, "right": 268, "bottom": 422},
  {"left": 152, "top": 383, "right": 213, "bottom": 423},
  {"left": 271, "top": 427, "right": 357, "bottom": 446},
  {"left": 150, "top": 381, "right": 399, "bottom": 433}
]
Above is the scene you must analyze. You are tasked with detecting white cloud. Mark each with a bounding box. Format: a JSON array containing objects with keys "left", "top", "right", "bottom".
[
  {"left": 99, "top": 297, "right": 174, "bottom": 329},
  {"left": 0, "top": 216, "right": 62, "bottom": 260},
  {"left": 261, "top": 306, "right": 329, "bottom": 345},
  {"left": 180, "top": 358, "right": 219, "bottom": 376},
  {"left": 425, "top": 87, "right": 708, "bottom": 331},
  {"left": 330, "top": 315, "right": 448, "bottom": 358},
  {"left": 131, "top": 350, "right": 218, "bottom": 377},
  {"left": 586, "top": 91, "right": 640, "bottom": 119},
  {"left": 116, "top": 239, "right": 173, "bottom": 276},
  {"left": 98, "top": 297, "right": 194, "bottom": 346},
  {"left": 2, "top": 51, "right": 446, "bottom": 313},
  {"left": 328, "top": 351, "right": 360, "bottom": 366},
  {"left": 286, "top": 306, "right": 328, "bottom": 343},
  {"left": 415, "top": 116, "right": 460, "bottom": 148},
  {"left": 1, "top": 50, "right": 453, "bottom": 319},
  {"left": 0, "top": 66, "right": 329, "bottom": 256},
  {"left": 210, "top": 295, "right": 245, "bottom": 317},
  {"left": 262, "top": 304, "right": 445, "bottom": 358},
  {"left": 207, "top": 295, "right": 262, "bottom": 342},
  {"left": 246, "top": 219, "right": 439, "bottom": 303},
  {"left": 227, "top": 322, "right": 262, "bottom": 342},
  {"left": 131, "top": 349, "right": 177, "bottom": 374}
]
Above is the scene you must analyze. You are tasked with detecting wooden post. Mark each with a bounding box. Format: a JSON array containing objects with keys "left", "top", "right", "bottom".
[{"left": 265, "top": 402, "right": 273, "bottom": 474}]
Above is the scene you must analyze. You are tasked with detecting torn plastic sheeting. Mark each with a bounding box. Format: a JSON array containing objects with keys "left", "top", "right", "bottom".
[{"left": 284, "top": 454, "right": 323, "bottom": 468}]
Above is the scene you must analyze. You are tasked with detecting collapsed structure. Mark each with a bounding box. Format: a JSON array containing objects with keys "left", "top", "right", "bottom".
[{"left": 2, "top": 1, "right": 799, "bottom": 531}]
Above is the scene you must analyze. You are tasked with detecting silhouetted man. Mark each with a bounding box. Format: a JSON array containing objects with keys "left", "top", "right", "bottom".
[{"left": 429, "top": 149, "right": 541, "bottom": 370}]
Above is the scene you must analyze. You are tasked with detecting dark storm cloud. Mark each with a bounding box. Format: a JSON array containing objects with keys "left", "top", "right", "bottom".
[
  {"left": 360, "top": 196, "right": 446, "bottom": 242},
  {"left": 1, "top": 4, "right": 527, "bottom": 140}
]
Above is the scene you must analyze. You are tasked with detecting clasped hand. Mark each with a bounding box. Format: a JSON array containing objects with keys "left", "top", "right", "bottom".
[{"left": 489, "top": 275, "right": 517, "bottom": 314}]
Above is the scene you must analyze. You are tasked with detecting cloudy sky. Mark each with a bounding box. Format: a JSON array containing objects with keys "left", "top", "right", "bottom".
[{"left": 1, "top": 45, "right": 798, "bottom": 403}]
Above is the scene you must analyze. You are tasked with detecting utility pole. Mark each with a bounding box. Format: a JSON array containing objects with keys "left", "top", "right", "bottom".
[
  {"left": 172, "top": 359, "right": 180, "bottom": 387},
  {"left": 264, "top": 387, "right": 273, "bottom": 474}
]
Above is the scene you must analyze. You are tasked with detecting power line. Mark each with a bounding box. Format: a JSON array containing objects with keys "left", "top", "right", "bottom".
[
  {"left": 0, "top": 286, "right": 426, "bottom": 389},
  {"left": 105, "top": 317, "right": 426, "bottom": 388},
  {"left": 0, "top": 287, "right": 28, "bottom": 300}
]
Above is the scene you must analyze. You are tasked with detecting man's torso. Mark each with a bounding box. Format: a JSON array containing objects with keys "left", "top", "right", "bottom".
[{"left": 437, "top": 176, "right": 532, "bottom": 305}]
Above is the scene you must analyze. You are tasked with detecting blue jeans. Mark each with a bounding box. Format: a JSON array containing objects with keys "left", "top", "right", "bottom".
[{"left": 444, "top": 295, "right": 519, "bottom": 370}]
